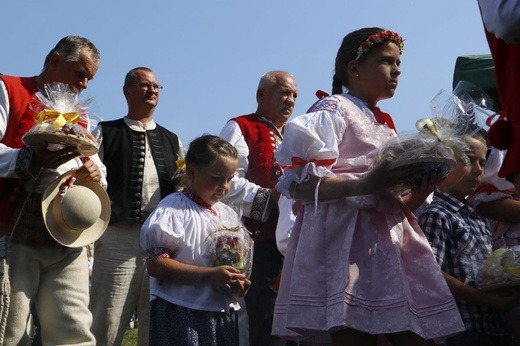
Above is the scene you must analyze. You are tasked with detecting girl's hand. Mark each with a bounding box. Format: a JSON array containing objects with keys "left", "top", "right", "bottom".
[
  {"left": 75, "top": 158, "right": 102, "bottom": 182},
  {"left": 402, "top": 171, "right": 442, "bottom": 211},
  {"left": 224, "top": 278, "right": 252, "bottom": 298},
  {"left": 365, "top": 160, "right": 427, "bottom": 193},
  {"left": 210, "top": 265, "right": 247, "bottom": 291},
  {"left": 412, "top": 171, "right": 442, "bottom": 196}
]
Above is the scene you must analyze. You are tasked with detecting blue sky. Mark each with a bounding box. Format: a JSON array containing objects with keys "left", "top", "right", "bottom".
[{"left": 2, "top": 1, "right": 491, "bottom": 146}]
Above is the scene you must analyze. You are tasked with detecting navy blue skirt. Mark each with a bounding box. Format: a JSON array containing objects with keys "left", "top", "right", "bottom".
[{"left": 149, "top": 297, "right": 238, "bottom": 346}]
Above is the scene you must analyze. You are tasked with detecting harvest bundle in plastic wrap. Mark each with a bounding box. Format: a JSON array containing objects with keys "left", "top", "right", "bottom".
[
  {"left": 22, "top": 82, "right": 100, "bottom": 156},
  {"left": 207, "top": 225, "right": 254, "bottom": 279},
  {"left": 372, "top": 127, "right": 457, "bottom": 176},
  {"left": 472, "top": 247, "right": 520, "bottom": 291},
  {"left": 370, "top": 82, "right": 493, "bottom": 194}
]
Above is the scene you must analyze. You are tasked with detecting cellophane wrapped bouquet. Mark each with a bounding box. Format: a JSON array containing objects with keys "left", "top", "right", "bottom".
[
  {"left": 22, "top": 82, "right": 100, "bottom": 156},
  {"left": 207, "top": 224, "right": 254, "bottom": 279},
  {"left": 370, "top": 81, "right": 493, "bottom": 194},
  {"left": 466, "top": 247, "right": 520, "bottom": 291}
]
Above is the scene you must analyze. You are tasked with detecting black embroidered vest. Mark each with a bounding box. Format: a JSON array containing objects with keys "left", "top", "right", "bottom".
[{"left": 100, "top": 118, "right": 180, "bottom": 224}]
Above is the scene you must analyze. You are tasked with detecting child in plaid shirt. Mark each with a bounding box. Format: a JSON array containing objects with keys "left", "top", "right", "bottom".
[{"left": 418, "top": 131, "right": 520, "bottom": 346}]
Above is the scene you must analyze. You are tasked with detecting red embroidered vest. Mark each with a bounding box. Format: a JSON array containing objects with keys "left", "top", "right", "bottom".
[
  {"left": 233, "top": 114, "right": 282, "bottom": 242},
  {"left": 0, "top": 75, "right": 38, "bottom": 223}
]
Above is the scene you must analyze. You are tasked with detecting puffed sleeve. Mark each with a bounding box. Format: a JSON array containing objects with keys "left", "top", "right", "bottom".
[
  {"left": 140, "top": 198, "right": 185, "bottom": 256},
  {"left": 275, "top": 97, "right": 346, "bottom": 197}
]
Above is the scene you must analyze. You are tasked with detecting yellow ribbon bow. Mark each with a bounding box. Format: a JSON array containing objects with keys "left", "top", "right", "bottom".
[
  {"left": 35, "top": 109, "right": 80, "bottom": 128},
  {"left": 416, "top": 118, "right": 441, "bottom": 140},
  {"left": 416, "top": 118, "right": 469, "bottom": 166}
]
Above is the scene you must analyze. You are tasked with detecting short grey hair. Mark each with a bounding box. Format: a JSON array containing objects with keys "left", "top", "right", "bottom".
[
  {"left": 257, "top": 71, "right": 295, "bottom": 90},
  {"left": 43, "top": 35, "right": 100, "bottom": 68}
]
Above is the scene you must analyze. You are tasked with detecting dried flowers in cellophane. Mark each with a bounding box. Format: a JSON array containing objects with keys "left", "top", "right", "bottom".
[
  {"left": 207, "top": 224, "right": 254, "bottom": 279},
  {"left": 22, "top": 82, "right": 101, "bottom": 156},
  {"left": 370, "top": 81, "right": 493, "bottom": 195},
  {"left": 463, "top": 247, "right": 520, "bottom": 291}
]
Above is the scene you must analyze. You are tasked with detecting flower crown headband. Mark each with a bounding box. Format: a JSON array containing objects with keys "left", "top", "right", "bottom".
[{"left": 355, "top": 30, "right": 405, "bottom": 61}]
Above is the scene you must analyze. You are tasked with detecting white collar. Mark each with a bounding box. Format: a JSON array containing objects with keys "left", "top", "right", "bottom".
[{"left": 123, "top": 116, "right": 157, "bottom": 132}]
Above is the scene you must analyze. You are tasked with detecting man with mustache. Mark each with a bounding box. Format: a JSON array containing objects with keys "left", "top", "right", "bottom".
[{"left": 219, "top": 70, "right": 298, "bottom": 346}]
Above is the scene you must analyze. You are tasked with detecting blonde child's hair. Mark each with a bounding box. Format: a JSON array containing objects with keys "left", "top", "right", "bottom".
[
  {"left": 172, "top": 135, "right": 238, "bottom": 189},
  {"left": 185, "top": 134, "right": 238, "bottom": 168}
]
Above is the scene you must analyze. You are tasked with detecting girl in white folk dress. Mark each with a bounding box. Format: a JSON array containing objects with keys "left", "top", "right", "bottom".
[{"left": 140, "top": 135, "right": 251, "bottom": 346}]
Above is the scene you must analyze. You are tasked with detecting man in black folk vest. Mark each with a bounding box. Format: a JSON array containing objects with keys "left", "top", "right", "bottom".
[{"left": 89, "top": 67, "right": 182, "bottom": 346}]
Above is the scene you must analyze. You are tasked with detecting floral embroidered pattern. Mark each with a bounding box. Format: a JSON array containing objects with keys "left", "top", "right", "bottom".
[
  {"left": 250, "top": 187, "right": 270, "bottom": 221},
  {"left": 146, "top": 247, "right": 174, "bottom": 260},
  {"left": 15, "top": 146, "right": 41, "bottom": 179},
  {"left": 309, "top": 96, "right": 340, "bottom": 113}
]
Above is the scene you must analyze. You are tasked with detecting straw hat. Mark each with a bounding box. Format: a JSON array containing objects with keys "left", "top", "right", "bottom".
[{"left": 41, "top": 170, "right": 110, "bottom": 247}]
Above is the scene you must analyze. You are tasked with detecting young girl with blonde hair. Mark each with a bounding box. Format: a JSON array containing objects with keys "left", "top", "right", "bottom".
[{"left": 141, "top": 135, "right": 251, "bottom": 346}]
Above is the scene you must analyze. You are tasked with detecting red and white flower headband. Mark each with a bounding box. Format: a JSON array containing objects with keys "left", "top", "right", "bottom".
[{"left": 355, "top": 30, "right": 405, "bottom": 60}]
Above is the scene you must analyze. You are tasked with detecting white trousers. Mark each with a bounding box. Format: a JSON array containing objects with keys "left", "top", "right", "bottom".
[
  {"left": 5, "top": 243, "right": 94, "bottom": 345},
  {"left": 89, "top": 222, "right": 150, "bottom": 346}
]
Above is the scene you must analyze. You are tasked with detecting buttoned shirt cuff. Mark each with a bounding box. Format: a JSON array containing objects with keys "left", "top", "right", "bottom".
[{"left": 15, "top": 146, "right": 42, "bottom": 180}]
